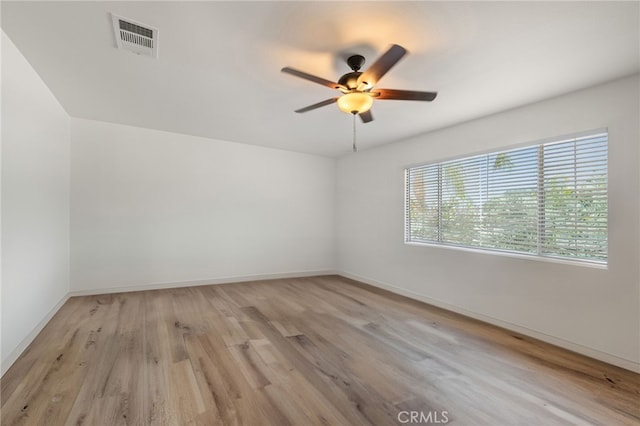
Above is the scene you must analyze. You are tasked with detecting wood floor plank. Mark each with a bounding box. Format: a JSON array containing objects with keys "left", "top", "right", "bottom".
[{"left": 2, "top": 275, "right": 638, "bottom": 425}]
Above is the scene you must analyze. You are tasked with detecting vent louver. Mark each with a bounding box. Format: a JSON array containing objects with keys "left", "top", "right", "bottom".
[{"left": 111, "top": 14, "right": 158, "bottom": 58}]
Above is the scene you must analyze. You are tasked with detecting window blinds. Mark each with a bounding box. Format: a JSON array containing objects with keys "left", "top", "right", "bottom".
[{"left": 405, "top": 132, "right": 608, "bottom": 263}]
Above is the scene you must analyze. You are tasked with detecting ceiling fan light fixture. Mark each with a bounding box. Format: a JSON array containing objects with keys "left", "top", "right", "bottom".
[{"left": 337, "top": 92, "right": 373, "bottom": 114}]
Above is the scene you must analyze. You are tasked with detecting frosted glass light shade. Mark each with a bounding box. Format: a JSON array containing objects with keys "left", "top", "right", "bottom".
[{"left": 337, "top": 92, "right": 373, "bottom": 114}]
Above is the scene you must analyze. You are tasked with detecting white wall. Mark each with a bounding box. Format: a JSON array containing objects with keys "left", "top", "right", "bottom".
[
  {"left": 70, "top": 119, "right": 335, "bottom": 292},
  {"left": 1, "top": 32, "right": 70, "bottom": 373},
  {"left": 337, "top": 74, "right": 640, "bottom": 371}
]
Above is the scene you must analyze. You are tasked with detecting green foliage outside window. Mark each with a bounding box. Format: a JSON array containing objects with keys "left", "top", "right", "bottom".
[{"left": 406, "top": 133, "right": 608, "bottom": 263}]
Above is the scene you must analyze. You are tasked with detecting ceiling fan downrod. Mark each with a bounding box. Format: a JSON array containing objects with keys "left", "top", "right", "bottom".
[{"left": 347, "top": 54, "right": 366, "bottom": 72}]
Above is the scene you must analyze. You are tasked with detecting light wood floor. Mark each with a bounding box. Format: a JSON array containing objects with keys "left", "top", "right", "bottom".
[{"left": 1, "top": 276, "right": 638, "bottom": 425}]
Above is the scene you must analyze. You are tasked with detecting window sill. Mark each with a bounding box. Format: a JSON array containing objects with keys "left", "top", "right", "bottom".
[{"left": 404, "top": 241, "right": 608, "bottom": 270}]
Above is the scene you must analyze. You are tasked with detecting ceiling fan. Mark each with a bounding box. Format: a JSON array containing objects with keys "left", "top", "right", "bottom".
[{"left": 281, "top": 44, "right": 437, "bottom": 124}]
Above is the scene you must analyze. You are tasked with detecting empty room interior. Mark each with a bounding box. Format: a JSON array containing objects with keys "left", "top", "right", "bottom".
[{"left": 1, "top": 1, "right": 639, "bottom": 425}]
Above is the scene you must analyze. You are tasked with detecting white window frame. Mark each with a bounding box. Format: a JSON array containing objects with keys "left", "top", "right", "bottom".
[{"left": 404, "top": 129, "right": 608, "bottom": 267}]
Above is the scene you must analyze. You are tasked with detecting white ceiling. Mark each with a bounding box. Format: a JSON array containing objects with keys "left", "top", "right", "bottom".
[{"left": 2, "top": 1, "right": 639, "bottom": 157}]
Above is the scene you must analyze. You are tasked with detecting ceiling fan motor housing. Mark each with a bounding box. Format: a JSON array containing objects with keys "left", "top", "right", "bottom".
[
  {"left": 338, "top": 71, "right": 362, "bottom": 90},
  {"left": 339, "top": 54, "right": 367, "bottom": 90}
]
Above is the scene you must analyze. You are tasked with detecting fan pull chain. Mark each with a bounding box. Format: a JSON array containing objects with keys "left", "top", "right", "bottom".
[{"left": 352, "top": 112, "right": 358, "bottom": 152}]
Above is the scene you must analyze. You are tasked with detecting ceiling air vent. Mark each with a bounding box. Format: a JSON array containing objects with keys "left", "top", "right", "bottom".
[{"left": 111, "top": 14, "right": 158, "bottom": 58}]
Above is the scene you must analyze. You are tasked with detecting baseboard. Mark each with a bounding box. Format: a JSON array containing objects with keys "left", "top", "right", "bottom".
[
  {"left": 1, "top": 293, "right": 70, "bottom": 377},
  {"left": 68, "top": 269, "right": 337, "bottom": 297},
  {"left": 338, "top": 271, "right": 640, "bottom": 374}
]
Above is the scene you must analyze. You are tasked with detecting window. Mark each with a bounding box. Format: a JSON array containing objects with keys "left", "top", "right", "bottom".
[{"left": 405, "top": 131, "right": 608, "bottom": 264}]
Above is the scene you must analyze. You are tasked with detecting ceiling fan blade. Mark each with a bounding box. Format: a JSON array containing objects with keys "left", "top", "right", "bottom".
[
  {"left": 374, "top": 89, "right": 438, "bottom": 101},
  {"left": 282, "top": 67, "right": 345, "bottom": 91},
  {"left": 359, "top": 110, "right": 374, "bottom": 123},
  {"left": 294, "top": 97, "right": 339, "bottom": 113},
  {"left": 357, "top": 44, "right": 407, "bottom": 88}
]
